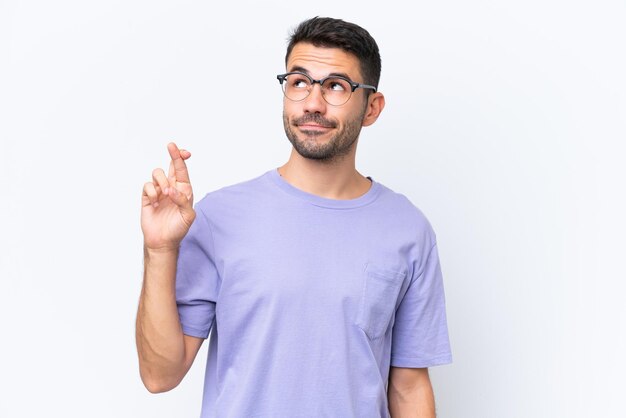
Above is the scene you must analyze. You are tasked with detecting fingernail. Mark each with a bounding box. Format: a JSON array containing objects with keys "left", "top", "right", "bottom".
[
  {"left": 164, "top": 187, "right": 169, "bottom": 195},
  {"left": 152, "top": 202, "right": 159, "bottom": 208}
]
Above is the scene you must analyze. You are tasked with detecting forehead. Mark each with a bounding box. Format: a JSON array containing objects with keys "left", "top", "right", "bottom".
[{"left": 287, "top": 42, "right": 362, "bottom": 81}]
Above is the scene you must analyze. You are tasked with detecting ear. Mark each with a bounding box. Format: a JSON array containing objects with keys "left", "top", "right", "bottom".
[{"left": 361, "top": 92, "right": 385, "bottom": 127}]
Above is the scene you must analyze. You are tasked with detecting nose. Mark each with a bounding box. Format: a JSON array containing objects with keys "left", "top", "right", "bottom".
[{"left": 302, "top": 82, "right": 327, "bottom": 113}]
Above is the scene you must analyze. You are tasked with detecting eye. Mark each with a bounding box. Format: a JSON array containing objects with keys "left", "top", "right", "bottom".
[
  {"left": 325, "top": 78, "right": 349, "bottom": 92},
  {"left": 289, "top": 75, "right": 310, "bottom": 89}
]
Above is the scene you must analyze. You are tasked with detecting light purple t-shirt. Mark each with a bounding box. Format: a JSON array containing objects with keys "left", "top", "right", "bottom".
[{"left": 176, "top": 169, "right": 452, "bottom": 418}]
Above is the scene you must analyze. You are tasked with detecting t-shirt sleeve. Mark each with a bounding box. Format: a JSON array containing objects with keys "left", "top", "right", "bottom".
[
  {"left": 175, "top": 206, "right": 220, "bottom": 339},
  {"left": 391, "top": 243, "right": 452, "bottom": 368}
]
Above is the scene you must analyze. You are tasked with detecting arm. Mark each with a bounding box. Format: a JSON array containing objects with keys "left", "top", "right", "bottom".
[
  {"left": 388, "top": 367, "right": 436, "bottom": 418},
  {"left": 135, "top": 143, "right": 201, "bottom": 393},
  {"left": 136, "top": 247, "right": 203, "bottom": 393}
]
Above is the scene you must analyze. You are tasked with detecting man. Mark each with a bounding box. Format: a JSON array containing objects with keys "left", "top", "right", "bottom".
[{"left": 136, "top": 17, "right": 452, "bottom": 418}]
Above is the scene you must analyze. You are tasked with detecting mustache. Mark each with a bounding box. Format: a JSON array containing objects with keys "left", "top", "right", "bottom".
[{"left": 293, "top": 114, "right": 336, "bottom": 128}]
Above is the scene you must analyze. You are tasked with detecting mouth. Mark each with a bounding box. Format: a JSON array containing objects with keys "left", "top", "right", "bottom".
[
  {"left": 297, "top": 123, "right": 333, "bottom": 132},
  {"left": 293, "top": 114, "right": 336, "bottom": 133}
]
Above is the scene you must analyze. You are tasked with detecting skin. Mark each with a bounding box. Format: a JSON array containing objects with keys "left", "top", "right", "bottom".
[
  {"left": 136, "top": 143, "right": 203, "bottom": 393},
  {"left": 136, "top": 43, "right": 436, "bottom": 417},
  {"left": 277, "top": 42, "right": 385, "bottom": 200},
  {"left": 388, "top": 367, "right": 436, "bottom": 418}
]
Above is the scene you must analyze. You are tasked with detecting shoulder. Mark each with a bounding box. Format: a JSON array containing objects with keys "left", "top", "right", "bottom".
[
  {"left": 194, "top": 170, "right": 271, "bottom": 213},
  {"left": 374, "top": 181, "right": 438, "bottom": 245},
  {"left": 206, "top": 170, "right": 270, "bottom": 198}
]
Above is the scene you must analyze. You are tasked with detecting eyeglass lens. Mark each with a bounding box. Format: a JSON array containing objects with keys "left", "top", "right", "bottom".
[{"left": 281, "top": 74, "right": 353, "bottom": 106}]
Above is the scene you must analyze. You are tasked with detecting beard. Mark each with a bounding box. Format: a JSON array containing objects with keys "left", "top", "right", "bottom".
[{"left": 283, "top": 109, "right": 366, "bottom": 162}]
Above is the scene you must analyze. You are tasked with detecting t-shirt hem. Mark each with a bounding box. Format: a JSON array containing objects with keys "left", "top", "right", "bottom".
[
  {"left": 390, "top": 353, "right": 453, "bottom": 368},
  {"left": 181, "top": 324, "right": 210, "bottom": 339}
]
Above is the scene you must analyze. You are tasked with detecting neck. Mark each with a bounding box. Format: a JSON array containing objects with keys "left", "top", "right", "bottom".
[{"left": 277, "top": 146, "right": 372, "bottom": 200}]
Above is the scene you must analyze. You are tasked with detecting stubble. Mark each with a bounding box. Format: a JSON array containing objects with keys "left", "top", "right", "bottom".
[{"left": 283, "top": 109, "right": 366, "bottom": 163}]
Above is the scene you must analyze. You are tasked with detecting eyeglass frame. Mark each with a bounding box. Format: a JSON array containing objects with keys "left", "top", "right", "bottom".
[{"left": 276, "top": 72, "right": 377, "bottom": 106}]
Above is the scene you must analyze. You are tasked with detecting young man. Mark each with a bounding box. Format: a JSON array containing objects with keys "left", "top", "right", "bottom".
[{"left": 136, "top": 17, "right": 452, "bottom": 418}]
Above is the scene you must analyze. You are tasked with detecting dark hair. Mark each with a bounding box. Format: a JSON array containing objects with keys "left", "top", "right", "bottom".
[{"left": 285, "top": 17, "right": 382, "bottom": 89}]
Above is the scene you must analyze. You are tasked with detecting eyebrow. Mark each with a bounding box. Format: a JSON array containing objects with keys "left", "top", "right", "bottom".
[{"left": 288, "top": 65, "right": 355, "bottom": 82}]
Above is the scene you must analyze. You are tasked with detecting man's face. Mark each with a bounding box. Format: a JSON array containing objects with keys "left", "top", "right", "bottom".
[{"left": 282, "top": 43, "right": 370, "bottom": 161}]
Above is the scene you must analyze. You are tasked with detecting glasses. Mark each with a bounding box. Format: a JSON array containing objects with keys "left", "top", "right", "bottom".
[{"left": 277, "top": 72, "right": 377, "bottom": 106}]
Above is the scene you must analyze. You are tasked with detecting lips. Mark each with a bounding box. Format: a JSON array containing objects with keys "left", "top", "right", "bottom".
[
  {"left": 293, "top": 115, "right": 336, "bottom": 129},
  {"left": 298, "top": 123, "right": 332, "bottom": 130}
]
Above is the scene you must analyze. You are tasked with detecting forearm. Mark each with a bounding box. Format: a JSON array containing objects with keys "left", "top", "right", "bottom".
[
  {"left": 388, "top": 368, "right": 436, "bottom": 418},
  {"left": 136, "top": 247, "right": 186, "bottom": 392}
]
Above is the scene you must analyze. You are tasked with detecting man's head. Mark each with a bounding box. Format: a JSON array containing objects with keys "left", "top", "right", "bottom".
[
  {"left": 285, "top": 17, "right": 382, "bottom": 90},
  {"left": 281, "top": 17, "right": 385, "bottom": 162}
]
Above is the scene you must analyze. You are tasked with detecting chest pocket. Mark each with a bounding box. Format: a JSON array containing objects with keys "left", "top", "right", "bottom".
[{"left": 356, "top": 264, "right": 406, "bottom": 340}]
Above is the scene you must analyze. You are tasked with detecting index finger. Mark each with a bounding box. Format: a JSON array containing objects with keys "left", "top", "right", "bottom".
[{"left": 167, "top": 142, "right": 191, "bottom": 183}]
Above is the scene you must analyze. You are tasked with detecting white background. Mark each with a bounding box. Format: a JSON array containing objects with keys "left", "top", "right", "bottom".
[{"left": 1, "top": 1, "right": 624, "bottom": 417}]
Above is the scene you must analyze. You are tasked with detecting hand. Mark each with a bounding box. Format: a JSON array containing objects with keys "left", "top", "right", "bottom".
[{"left": 141, "top": 142, "right": 196, "bottom": 251}]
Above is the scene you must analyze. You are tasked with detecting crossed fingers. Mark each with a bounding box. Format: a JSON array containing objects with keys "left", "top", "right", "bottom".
[{"left": 143, "top": 142, "right": 191, "bottom": 208}]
